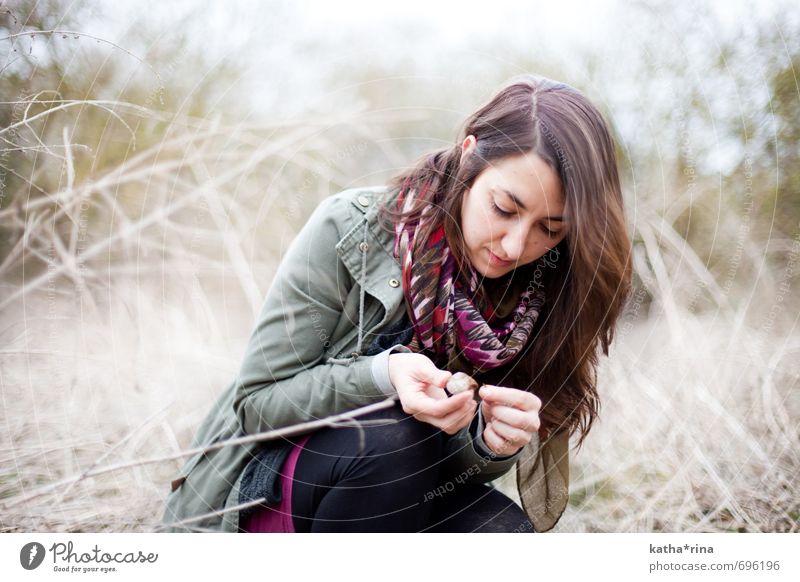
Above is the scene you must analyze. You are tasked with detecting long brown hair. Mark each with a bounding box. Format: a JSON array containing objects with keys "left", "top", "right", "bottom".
[{"left": 378, "top": 74, "right": 632, "bottom": 447}]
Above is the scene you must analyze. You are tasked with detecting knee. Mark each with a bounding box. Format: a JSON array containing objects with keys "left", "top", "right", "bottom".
[
  {"left": 370, "top": 405, "right": 441, "bottom": 455},
  {"left": 350, "top": 403, "right": 443, "bottom": 474}
]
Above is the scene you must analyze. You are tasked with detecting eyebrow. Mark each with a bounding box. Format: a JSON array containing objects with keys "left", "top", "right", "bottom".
[{"left": 498, "top": 187, "right": 565, "bottom": 222}]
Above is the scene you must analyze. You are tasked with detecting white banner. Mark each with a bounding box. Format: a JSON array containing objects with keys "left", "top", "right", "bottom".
[{"left": 1, "top": 533, "right": 797, "bottom": 581}]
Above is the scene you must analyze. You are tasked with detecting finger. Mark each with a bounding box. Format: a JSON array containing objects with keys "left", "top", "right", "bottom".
[
  {"left": 402, "top": 384, "right": 456, "bottom": 416},
  {"left": 417, "top": 365, "right": 452, "bottom": 389},
  {"left": 401, "top": 387, "right": 439, "bottom": 415},
  {"left": 482, "top": 423, "right": 515, "bottom": 456},
  {"left": 479, "top": 385, "right": 538, "bottom": 410},
  {"left": 480, "top": 400, "right": 493, "bottom": 423},
  {"left": 478, "top": 385, "right": 541, "bottom": 411},
  {"left": 417, "top": 389, "right": 473, "bottom": 418},
  {"left": 488, "top": 404, "right": 540, "bottom": 433},
  {"left": 432, "top": 369, "right": 453, "bottom": 388},
  {"left": 437, "top": 398, "right": 477, "bottom": 434},
  {"left": 417, "top": 394, "right": 475, "bottom": 432},
  {"left": 423, "top": 384, "right": 449, "bottom": 401},
  {"left": 489, "top": 418, "right": 531, "bottom": 446}
]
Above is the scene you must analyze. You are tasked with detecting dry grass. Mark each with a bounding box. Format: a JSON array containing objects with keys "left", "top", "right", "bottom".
[
  {"left": 495, "top": 306, "right": 800, "bottom": 532},
  {"left": 1, "top": 97, "right": 798, "bottom": 533}
]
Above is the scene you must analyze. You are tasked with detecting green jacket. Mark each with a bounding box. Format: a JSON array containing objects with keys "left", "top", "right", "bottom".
[{"left": 159, "top": 186, "right": 570, "bottom": 533}]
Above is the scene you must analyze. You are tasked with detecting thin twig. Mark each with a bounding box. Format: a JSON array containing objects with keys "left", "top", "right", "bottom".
[
  {"left": 1, "top": 396, "right": 399, "bottom": 510},
  {"left": 0, "top": 31, "right": 163, "bottom": 100},
  {"left": 54, "top": 401, "right": 176, "bottom": 503}
]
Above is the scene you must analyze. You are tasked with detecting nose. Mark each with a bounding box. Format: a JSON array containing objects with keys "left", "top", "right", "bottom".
[{"left": 499, "top": 221, "right": 529, "bottom": 261}]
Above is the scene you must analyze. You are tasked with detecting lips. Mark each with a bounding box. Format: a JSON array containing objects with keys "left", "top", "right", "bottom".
[{"left": 487, "top": 250, "right": 513, "bottom": 266}]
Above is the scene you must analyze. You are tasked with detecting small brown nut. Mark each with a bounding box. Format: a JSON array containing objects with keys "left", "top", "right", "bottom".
[{"left": 446, "top": 372, "right": 481, "bottom": 402}]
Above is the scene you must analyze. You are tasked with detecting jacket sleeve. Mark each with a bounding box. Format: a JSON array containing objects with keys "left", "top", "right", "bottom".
[
  {"left": 439, "top": 406, "right": 533, "bottom": 485},
  {"left": 232, "top": 195, "right": 395, "bottom": 435}
]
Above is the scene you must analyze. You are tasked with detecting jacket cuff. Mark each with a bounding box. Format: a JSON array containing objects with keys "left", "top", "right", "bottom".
[
  {"left": 370, "top": 345, "right": 413, "bottom": 396},
  {"left": 472, "top": 406, "right": 524, "bottom": 460}
]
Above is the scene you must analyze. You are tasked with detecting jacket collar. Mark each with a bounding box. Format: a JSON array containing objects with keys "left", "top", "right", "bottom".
[{"left": 335, "top": 187, "right": 404, "bottom": 320}]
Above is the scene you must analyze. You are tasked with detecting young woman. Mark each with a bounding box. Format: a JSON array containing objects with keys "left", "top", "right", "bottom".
[{"left": 160, "top": 74, "right": 632, "bottom": 533}]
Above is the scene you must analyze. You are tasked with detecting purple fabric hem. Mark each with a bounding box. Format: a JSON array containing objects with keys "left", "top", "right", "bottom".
[{"left": 240, "top": 434, "right": 311, "bottom": 533}]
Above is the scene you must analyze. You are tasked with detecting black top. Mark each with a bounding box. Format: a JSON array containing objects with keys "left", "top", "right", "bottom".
[{"left": 364, "top": 310, "right": 415, "bottom": 356}]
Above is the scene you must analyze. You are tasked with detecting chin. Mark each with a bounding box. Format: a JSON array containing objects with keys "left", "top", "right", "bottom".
[
  {"left": 466, "top": 248, "right": 515, "bottom": 279},
  {"left": 475, "top": 263, "right": 511, "bottom": 279}
]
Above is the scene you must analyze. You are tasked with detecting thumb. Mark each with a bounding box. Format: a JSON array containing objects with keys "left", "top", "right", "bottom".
[
  {"left": 434, "top": 369, "right": 452, "bottom": 388},
  {"left": 420, "top": 359, "right": 451, "bottom": 387}
]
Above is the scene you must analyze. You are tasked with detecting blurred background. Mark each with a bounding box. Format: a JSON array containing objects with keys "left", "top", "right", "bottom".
[{"left": 0, "top": 0, "right": 798, "bottom": 532}]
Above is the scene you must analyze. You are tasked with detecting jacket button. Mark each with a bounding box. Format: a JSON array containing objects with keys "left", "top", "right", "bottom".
[
  {"left": 357, "top": 195, "right": 370, "bottom": 207},
  {"left": 388, "top": 278, "right": 400, "bottom": 288},
  {"left": 358, "top": 241, "right": 369, "bottom": 252}
]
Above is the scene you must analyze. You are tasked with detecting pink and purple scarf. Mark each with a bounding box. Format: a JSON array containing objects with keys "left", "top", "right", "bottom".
[{"left": 392, "top": 180, "right": 546, "bottom": 372}]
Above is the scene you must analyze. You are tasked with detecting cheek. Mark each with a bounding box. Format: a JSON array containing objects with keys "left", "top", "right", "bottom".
[
  {"left": 516, "top": 232, "right": 553, "bottom": 263},
  {"left": 530, "top": 234, "right": 564, "bottom": 259},
  {"left": 462, "top": 220, "right": 480, "bottom": 252},
  {"left": 461, "top": 199, "right": 485, "bottom": 247}
]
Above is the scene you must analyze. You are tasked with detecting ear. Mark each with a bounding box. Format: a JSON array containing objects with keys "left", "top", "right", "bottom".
[{"left": 460, "top": 135, "right": 477, "bottom": 161}]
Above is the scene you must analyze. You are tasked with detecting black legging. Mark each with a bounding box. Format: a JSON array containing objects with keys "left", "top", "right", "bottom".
[{"left": 290, "top": 399, "right": 534, "bottom": 532}]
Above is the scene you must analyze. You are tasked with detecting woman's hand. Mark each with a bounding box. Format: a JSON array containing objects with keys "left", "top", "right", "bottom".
[
  {"left": 477, "top": 385, "right": 541, "bottom": 456},
  {"left": 388, "top": 353, "right": 477, "bottom": 435}
]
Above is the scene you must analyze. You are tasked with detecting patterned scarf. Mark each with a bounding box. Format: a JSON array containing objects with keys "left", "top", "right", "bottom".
[{"left": 392, "top": 179, "right": 547, "bottom": 373}]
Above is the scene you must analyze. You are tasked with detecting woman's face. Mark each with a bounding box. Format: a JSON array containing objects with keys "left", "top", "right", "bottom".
[{"left": 459, "top": 137, "right": 568, "bottom": 279}]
